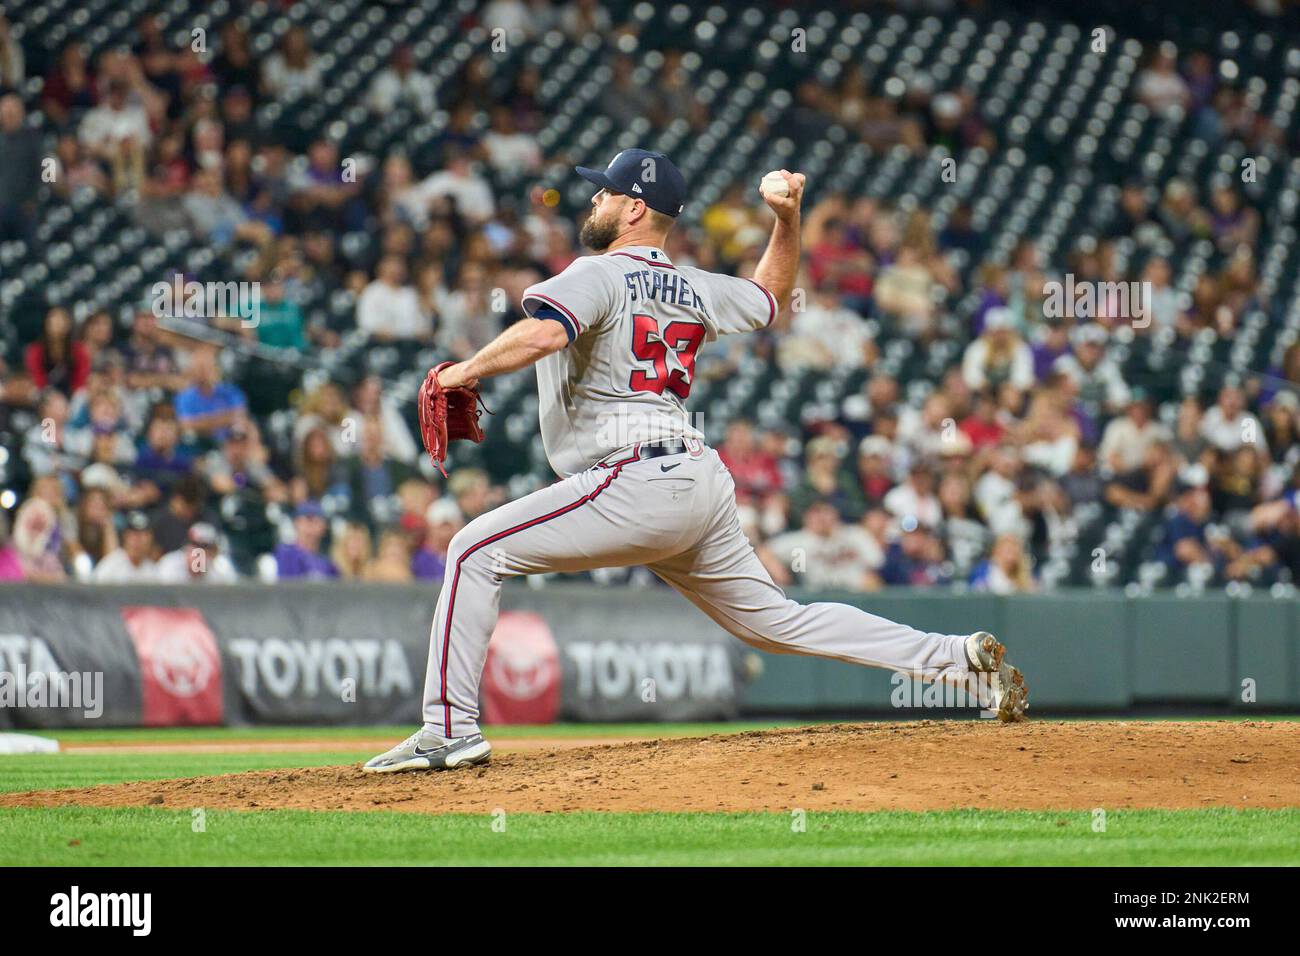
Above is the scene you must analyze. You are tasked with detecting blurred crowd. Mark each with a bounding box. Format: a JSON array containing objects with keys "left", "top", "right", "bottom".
[{"left": 2, "top": 2, "right": 1300, "bottom": 593}]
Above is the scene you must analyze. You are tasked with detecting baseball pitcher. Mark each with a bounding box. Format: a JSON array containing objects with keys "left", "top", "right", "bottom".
[{"left": 365, "top": 150, "right": 1028, "bottom": 773}]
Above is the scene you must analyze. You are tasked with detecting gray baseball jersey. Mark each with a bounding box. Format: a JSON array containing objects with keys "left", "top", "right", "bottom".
[
  {"left": 418, "top": 243, "right": 982, "bottom": 740},
  {"left": 521, "top": 246, "right": 777, "bottom": 476}
]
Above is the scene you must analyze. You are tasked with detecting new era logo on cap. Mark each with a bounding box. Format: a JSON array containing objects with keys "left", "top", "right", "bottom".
[{"left": 575, "top": 148, "right": 688, "bottom": 218}]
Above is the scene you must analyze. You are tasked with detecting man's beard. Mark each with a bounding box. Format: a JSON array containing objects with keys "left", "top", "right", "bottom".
[{"left": 579, "top": 212, "right": 620, "bottom": 251}]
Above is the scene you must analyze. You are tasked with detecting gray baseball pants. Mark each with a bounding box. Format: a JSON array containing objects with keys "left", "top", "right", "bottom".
[{"left": 422, "top": 445, "right": 975, "bottom": 737}]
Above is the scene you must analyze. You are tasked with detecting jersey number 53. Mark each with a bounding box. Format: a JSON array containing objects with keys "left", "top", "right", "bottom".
[{"left": 628, "top": 313, "right": 705, "bottom": 400}]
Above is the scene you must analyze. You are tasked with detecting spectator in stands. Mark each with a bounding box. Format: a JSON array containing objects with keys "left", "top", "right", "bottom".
[
  {"left": 787, "top": 436, "right": 865, "bottom": 525},
  {"left": 448, "top": 468, "right": 497, "bottom": 521},
  {"left": 937, "top": 472, "right": 989, "bottom": 575},
  {"left": 274, "top": 501, "right": 338, "bottom": 580},
  {"left": 1200, "top": 384, "right": 1268, "bottom": 464},
  {"left": 41, "top": 43, "right": 95, "bottom": 128},
  {"left": 0, "top": 16, "right": 23, "bottom": 91},
  {"left": 250, "top": 272, "right": 307, "bottom": 351},
  {"left": 1105, "top": 438, "right": 1177, "bottom": 513},
  {"left": 876, "top": 243, "right": 942, "bottom": 337},
  {"left": 1169, "top": 396, "right": 1207, "bottom": 465},
  {"left": 345, "top": 417, "right": 415, "bottom": 521},
  {"left": 149, "top": 475, "right": 207, "bottom": 553},
  {"left": 356, "top": 255, "right": 432, "bottom": 342},
  {"left": 1099, "top": 391, "right": 1169, "bottom": 476},
  {"left": 7, "top": 497, "right": 66, "bottom": 582},
  {"left": 183, "top": 167, "right": 272, "bottom": 248},
  {"left": 962, "top": 308, "right": 1035, "bottom": 391},
  {"left": 156, "top": 521, "right": 238, "bottom": 583},
  {"left": 880, "top": 519, "right": 949, "bottom": 587},
  {"left": 768, "top": 498, "right": 883, "bottom": 591},
  {"left": 78, "top": 311, "right": 117, "bottom": 368},
  {"left": 134, "top": 406, "right": 193, "bottom": 489},
  {"left": 970, "top": 533, "right": 1036, "bottom": 594},
  {"left": 1135, "top": 44, "right": 1190, "bottom": 118},
  {"left": 1030, "top": 320, "right": 1072, "bottom": 381},
  {"left": 79, "top": 79, "right": 152, "bottom": 193},
  {"left": 376, "top": 153, "right": 427, "bottom": 230},
  {"left": 292, "top": 425, "right": 346, "bottom": 504},
  {"left": 1158, "top": 470, "right": 1221, "bottom": 574},
  {"left": 437, "top": 261, "right": 502, "bottom": 358},
  {"left": 367, "top": 44, "right": 435, "bottom": 115},
  {"left": 93, "top": 510, "right": 158, "bottom": 583},
  {"left": 203, "top": 421, "right": 285, "bottom": 503},
  {"left": 1141, "top": 257, "right": 1182, "bottom": 333},
  {"left": 1261, "top": 392, "right": 1300, "bottom": 463},
  {"left": 0, "top": 512, "right": 23, "bottom": 581},
  {"left": 960, "top": 389, "right": 1008, "bottom": 451},
  {"left": 73, "top": 486, "right": 117, "bottom": 567},
  {"left": 778, "top": 286, "right": 876, "bottom": 372},
  {"left": 974, "top": 446, "right": 1028, "bottom": 537},
  {"left": 1209, "top": 183, "right": 1260, "bottom": 254},
  {"left": 52, "top": 133, "right": 111, "bottom": 200},
  {"left": 1053, "top": 323, "right": 1131, "bottom": 413},
  {"left": 1015, "top": 390, "right": 1078, "bottom": 478},
  {"left": 409, "top": 148, "right": 494, "bottom": 224},
  {"left": 482, "top": 106, "right": 541, "bottom": 177},
  {"left": 294, "top": 381, "right": 350, "bottom": 456},
  {"left": 883, "top": 460, "right": 942, "bottom": 529},
  {"left": 1060, "top": 445, "right": 1102, "bottom": 506},
  {"left": 1107, "top": 181, "right": 1159, "bottom": 241},
  {"left": 25, "top": 308, "right": 91, "bottom": 396},
  {"left": 261, "top": 27, "right": 321, "bottom": 101},
  {"left": 22, "top": 390, "right": 79, "bottom": 488},
  {"left": 287, "top": 138, "right": 363, "bottom": 233},
  {"left": 413, "top": 498, "right": 462, "bottom": 582},
  {"left": 212, "top": 22, "right": 257, "bottom": 95},
  {"left": 1157, "top": 178, "right": 1211, "bottom": 246},
  {"left": 330, "top": 521, "right": 372, "bottom": 580},
  {"left": 0, "top": 94, "right": 40, "bottom": 242},
  {"left": 718, "top": 419, "right": 784, "bottom": 505},
  {"left": 348, "top": 375, "right": 418, "bottom": 464},
  {"left": 1210, "top": 445, "right": 1264, "bottom": 523},
  {"left": 364, "top": 530, "right": 415, "bottom": 583},
  {"left": 122, "top": 310, "right": 183, "bottom": 392},
  {"left": 855, "top": 436, "right": 896, "bottom": 510},
  {"left": 173, "top": 345, "right": 247, "bottom": 440}
]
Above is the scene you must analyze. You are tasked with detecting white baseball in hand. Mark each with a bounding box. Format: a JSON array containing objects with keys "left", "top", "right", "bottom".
[{"left": 760, "top": 171, "right": 790, "bottom": 198}]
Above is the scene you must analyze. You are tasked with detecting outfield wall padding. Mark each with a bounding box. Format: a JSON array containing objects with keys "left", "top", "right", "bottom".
[{"left": 0, "top": 583, "right": 1294, "bottom": 727}]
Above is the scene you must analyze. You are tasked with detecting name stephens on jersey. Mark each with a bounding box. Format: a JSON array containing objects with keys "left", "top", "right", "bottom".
[
  {"left": 522, "top": 247, "right": 777, "bottom": 477},
  {"left": 621, "top": 261, "right": 706, "bottom": 310}
]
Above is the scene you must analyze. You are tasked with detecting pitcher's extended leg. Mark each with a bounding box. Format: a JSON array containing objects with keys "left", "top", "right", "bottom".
[{"left": 650, "top": 506, "right": 974, "bottom": 685}]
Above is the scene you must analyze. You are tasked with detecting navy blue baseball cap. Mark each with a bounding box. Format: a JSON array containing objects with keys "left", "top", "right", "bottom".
[{"left": 575, "top": 149, "right": 687, "bottom": 218}]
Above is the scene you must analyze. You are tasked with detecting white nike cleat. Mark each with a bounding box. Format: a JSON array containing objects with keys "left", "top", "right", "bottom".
[
  {"left": 362, "top": 728, "right": 492, "bottom": 773},
  {"left": 965, "top": 631, "right": 1029, "bottom": 722}
]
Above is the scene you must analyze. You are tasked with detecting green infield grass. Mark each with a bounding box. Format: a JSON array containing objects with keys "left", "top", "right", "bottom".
[{"left": 1, "top": 805, "right": 1295, "bottom": 866}]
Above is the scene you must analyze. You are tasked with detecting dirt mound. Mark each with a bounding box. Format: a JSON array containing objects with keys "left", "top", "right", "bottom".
[{"left": 5, "top": 721, "right": 1296, "bottom": 814}]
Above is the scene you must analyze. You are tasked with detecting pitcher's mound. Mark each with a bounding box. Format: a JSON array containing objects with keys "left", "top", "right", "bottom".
[{"left": 4, "top": 721, "right": 1297, "bottom": 814}]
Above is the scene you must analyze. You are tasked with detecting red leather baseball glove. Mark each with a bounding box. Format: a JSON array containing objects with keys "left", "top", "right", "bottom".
[{"left": 417, "top": 362, "right": 487, "bottom": 476}]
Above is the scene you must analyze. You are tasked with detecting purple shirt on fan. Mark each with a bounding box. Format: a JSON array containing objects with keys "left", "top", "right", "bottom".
[
  {"left": 1031, "top": 341, "right": 1070, "bottom": 381},
  {"left": 273, "top": 543, "right": 339, "bottom": 580},
  {"left": 411, "top": 547, "right": 446, "bottom": 582}
]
